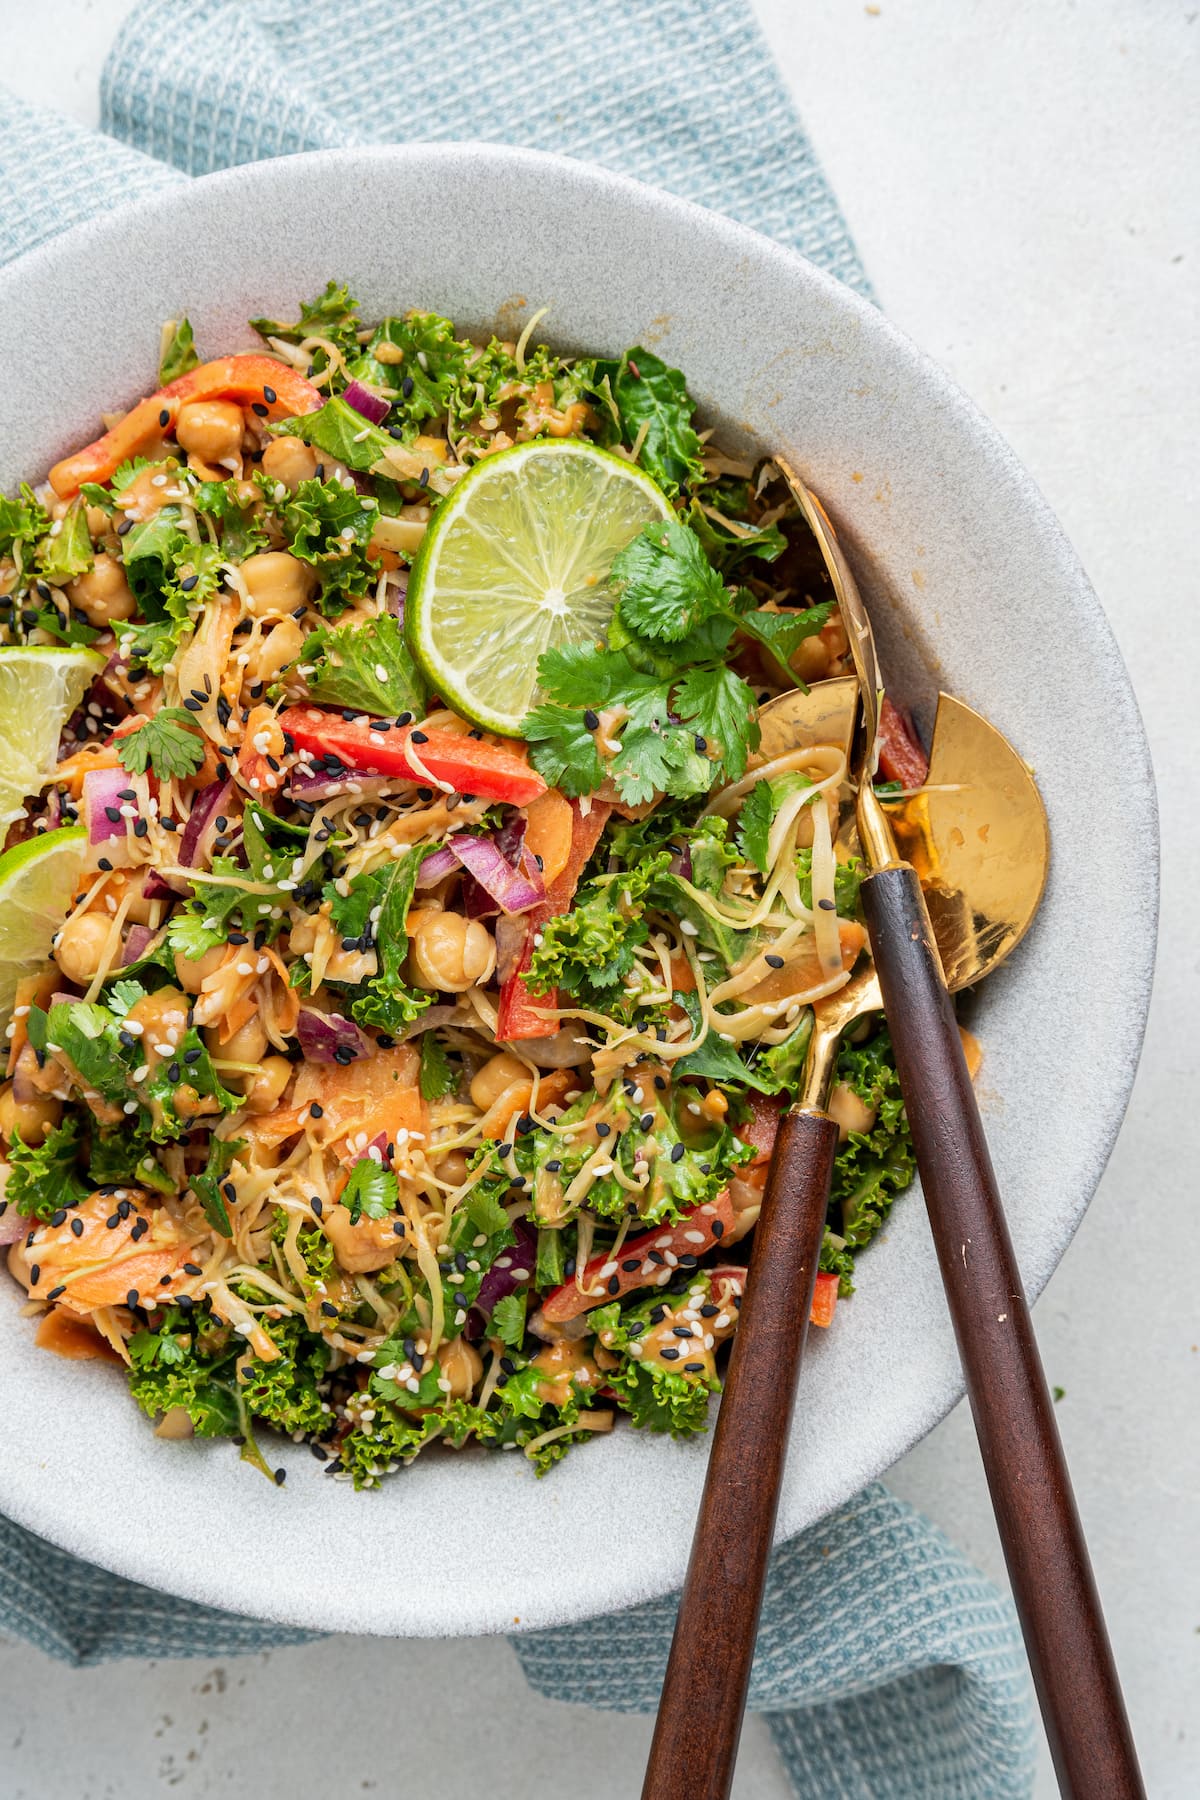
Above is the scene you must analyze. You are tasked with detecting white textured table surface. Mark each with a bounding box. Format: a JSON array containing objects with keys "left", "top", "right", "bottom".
[{"left": 2, "top": 3, "right": 1197, "bottom": 1797}]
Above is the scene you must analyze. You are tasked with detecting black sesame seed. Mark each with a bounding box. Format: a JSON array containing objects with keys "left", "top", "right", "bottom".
[
  {"left": 133, "top": 818, "right": 149, "bottom": 838},
  {"left": 607, "top": 1275, "right": 620, "bottom": 1295},
  {"left": 640, "top": 1112, "right": 655, "bottom": 1131},
  {"left": 410, "top": 730, "right": 428, "bottom": 744},
  {"left": 182, "top": 697, "right": 203, "bottom": 712},
  {"left": 694, "top": 734, "right": 707, "bottom": 753},
  {"left": 672, "top": 1325, "right": 693, "bottom": 1339},
  {"left": 184, "top": 1047, "right": 201, "bottom": 1064},
  {"left": 333, "top": 1044, "right": 354, "bottom": 1065},
  {"left": 167, "top": 1061, "right": 180, "bottom": 1082},
  {"left": 765, "top": 953, "right": 785, "bottom": 969},
  {"left": 309, "top": 1102, "right": 324, "bottom": 1118},
  {"left": 116, "top": 515, "right": 134, "bottom": 535},
  {"left": 222, "top": 1180, "right": 236, "bottom": 1203},
  {"left": 711, "top": 1220, "right": 725, "bottom": 1238},
  {"left": 106, "top": 1213, "right": 121, "bottom": 1230},
  {"left": 49, "top": 1208, "right": 67, "bottom": 1228},
  {"left": 274, "top": 1466, "right": 287, "bottom": 1486},
  {"left": 262, "top": 384, "right": 277, "bottom": 404},
  {"left": 679, "top": 1254, "right": 699, "bottom": 1269},
  {"left": 544, "top": 1158, "right": 561, "bottom": 1172},
  {"left": 104, "top": 804, "right": 122, "bottom": 823},
  {"left": 158, "top": 407, "right": 171, "bottom": 427},
  {"left": 117, "top": 1199, "right": 132, "bottom": 1219},
  {"left": 251, "top": 400, "right": 269, "bottom": 417},
  {"left": 126, "top": 1288, "right": 139, "bottom": 1308},
  {"left": 621, "top": 1258, "right": 640, "bottom": 1273},
  {"left": 684, "top": 1361, "right": 705, "bottom": 1373},
  {"left": 311, "top": 1196, "right": 323, "bottom": 1217},
  {"left": 648, "top": 1250, "right": 666, "bottom": 1266},
  {"left": 670, "top": 1142, "right": 685, "bottom": 1163},
  {"left": 71, "top": 1218, "right": 85, "bottom": 1238},
  {"left": 98, "top": 857, "right": 113, "bottom": 871},
  {"left": 183, "top": 1262, "right": 203, "bottom": 1276},
  {"left": 563, "top": 1258, "right": 576, "bottom": 1280},
  {"left": 700, "top": 1302, "right": 719, "bottom": 1317},
  {"left": 660, "top": 1346, "right": 681, "bottom": 1361},
  {"left": 654, "top": 1074, "right": 667, "bottom": 1091},
  {"left": 29, "top": 1263, "right": 40, "bottom": 1285},
  {"left": 180, "top": 574, "right": 199, "bottom": 593},
  {"left": 401, "top": 376, "right": 414, "bottom": 398},
  {"left": 595, "top": 1121, "right": 611, "bottom": 1138},
  {"left": 320, "top": 1301, "right": 338, "bottom": 1318},
  {"left": 500, "top": 1356, "right": 517, "bottom": 1375},
  {"left": 583, "top": 709, "right": 600, "bottom": 730}
]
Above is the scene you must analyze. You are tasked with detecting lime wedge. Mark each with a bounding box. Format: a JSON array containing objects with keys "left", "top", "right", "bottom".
[
  {"left": 406, "top": 440, "right": 673, "bottom": 735},
  {"left": 0, "top": 826, "right": 89, "bottom": 1027},
  {"left": 0, "top": 646, "right": 106, "bottom": 829}
]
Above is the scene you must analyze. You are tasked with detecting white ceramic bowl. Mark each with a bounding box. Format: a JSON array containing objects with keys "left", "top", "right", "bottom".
[{"left": 0, "top": 145, "right": 1156, "bottom": 1637}]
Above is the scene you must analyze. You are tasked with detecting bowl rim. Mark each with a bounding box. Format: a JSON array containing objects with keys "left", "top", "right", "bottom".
[{"left": 0, "top": 140, "right": 1159, "bottom": 1638}]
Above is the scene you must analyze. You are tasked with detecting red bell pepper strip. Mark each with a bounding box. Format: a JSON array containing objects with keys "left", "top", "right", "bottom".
[
  {"left": 542, "top": 1189, "right": 737, "bottom": 1322},
  {"left": 496, "top": 799, "right": 611, "bottom": 1040},
  {"left": 734, "top": 1093, "right": 786, "bottom": 1165},
  {"left": 48, "top": 355, "right": 324, "bottom": 497},
  {"left": 279, "top": 709, "right": 547, "bottom": 808},
  {"left": 877, "top": 696, "right": 929, "bottom": 789},
  {"left": 810, "top": 1270, "right": 839, "bottom": 1329}
]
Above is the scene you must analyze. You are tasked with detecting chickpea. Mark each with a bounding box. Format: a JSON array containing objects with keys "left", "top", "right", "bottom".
[
  {"left": 469, "top": 1050, "right": 529, "bottom": 1112},
  {"left": 173, "top": 944, "right": 228, "bottom": 994},
  {"left": 205, "top": 1013, "right": 268, "bottom": 1067},
  {"left": 54, "top": 911, "right": 115, "bottom": 984},
  {"left": 0, "top": 1081, "right": 63, "bottom": 1146},
  {"left": 240, "top": 551, "right": 318, "bottom": 617},
  {"left": 827, "top": 1080, "right": 877, "bottom": 1145},
  {"left": 433, "top": 1149, "right": 470, "bottom": 1186},
  {"left": 242, "top": 1055, "right": 291, "bottom": 1114},
  {"left": 67, "top": 553, "right": 136, "bottom": 626},
  {"left": 260, "top": 436, "right": 318, "bottom": 492},
  {"left": 790, "top": 634, "right": 831, "bottom": 684},
  {"left": 244, "top": 616, "right": 306, "bottom": 685},
  {"left": 408, "top": 911, "right": 495, "bottom": 993},
  {"left": 175, "top": 399, "right": 245, "bottom": 464},
  {"left": 437, "top": 1337, "right": 483, "bottom": 1400}
]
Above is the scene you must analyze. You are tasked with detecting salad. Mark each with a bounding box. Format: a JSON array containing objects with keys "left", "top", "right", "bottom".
[{"left": 0, "top": 286, "right": 929, "bottom": 1486}]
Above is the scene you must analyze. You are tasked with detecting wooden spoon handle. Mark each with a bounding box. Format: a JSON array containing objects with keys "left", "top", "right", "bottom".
[
  {"left": 861, "top": 864, "right": 1145, "bottom": 1800},
  {"left": 641, "top": 1108, "right": 839, "bottom": 1800}
]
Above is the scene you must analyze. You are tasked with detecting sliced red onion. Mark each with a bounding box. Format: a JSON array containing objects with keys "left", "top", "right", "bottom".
[
  {"left": 447, "top": 833, "right": 543, "bottom": 916},
  {"left": 297, "top": 1006, "right": 374, "bottom": 1065},
  {"left": 467, "top": 1220, "right": 537, "bottom": 1339},
  {"left": 668, "top": 844, "right": 692, "bottom": 881},
  {"left": 389, "top": 571, "right": 408, "bottom": 625},
  {"left": 178, "top": 778, "right": 233, "bottom": 871},
  {"left": 82, "top": 767, "right": 134, "bottom": 860},
  {"left": 44, "top": 789, "right": 63, "bottom": 830},
  {"left": 122, "top": 923, "right": 158, "bottom": 965},
  {"left": 343, "top": 380, "right": 391, "bottom": 426},
  {"left": 0, "top": 1204, "right": 30, "bottom": 1246},
  {"left": 347, "top": 1129, "right": 391, "bottom": 1171},
  {"left": 415, "top": 845, "right": 460, "bottom": 888}
]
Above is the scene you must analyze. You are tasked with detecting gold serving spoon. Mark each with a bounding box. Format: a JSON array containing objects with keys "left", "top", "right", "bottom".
[{"left": 643, "top": 667, "right": 1050, "bottom": 1800}]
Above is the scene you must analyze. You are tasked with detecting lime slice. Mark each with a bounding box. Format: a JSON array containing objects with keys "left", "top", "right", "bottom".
[
  {"left": 0, "top": 646, "right": 106, "bottom": 829},
  {"left": 0, "top": 826, "right": 89, "bottom": 1027},
  {"left": 407, "top": 440, "right": 673, "bottom": 735}
]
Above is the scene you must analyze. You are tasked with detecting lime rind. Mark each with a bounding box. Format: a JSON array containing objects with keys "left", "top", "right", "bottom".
[
  {"left": 0, "top": 646, "right": 106, "bottom": 829},
  {"left": 0, "top": 825, "right": 89, "bottom": 1027},
  {"left": 407, "top": 440, "right": 672, "bottom": 735}
]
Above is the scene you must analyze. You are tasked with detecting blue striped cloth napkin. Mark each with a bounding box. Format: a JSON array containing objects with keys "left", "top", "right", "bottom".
[{"left": 0, "top": 5, "right": 1035, "bottom": 1794}]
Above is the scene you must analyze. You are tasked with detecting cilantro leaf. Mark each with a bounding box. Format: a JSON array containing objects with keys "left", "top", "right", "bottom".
[
  {"left": 736, "top": 779, "right": 776, "bottom": 874},
  {"left": 158, "top": 316, "right": 199, "bottom": 385},
  {"left": 522, "top": 704, "right": 606, "bottom": 797},
  {"left": 611, "top": 520, "right": 729, "bottom": 643},
  {"left": 116, "top": 709, "right": 205, "bottom": 781},
  {"left": 419, "top": 1033, "right": 457, "bottom": 1102},
  {"left": 191, "top": 1136, "right": 245, "bottom": 1237},
  {"left": 4, "top": 1117, "right": 89, "bottom": 1220},
  {"left": 342, "top": 1159, "right": 398, "bottom": 1224},
  {"left": 490, "top": 1292, "right": 527, "bottom": 1348},
  {"left": 535, "top": 644, "right": 639, "bottom": 710},
  {"left": 300, "top": 612, "right": 426, "bottom": 716},
  {"left": 738, "top": 602, "right": 832, "bottom": 683},
  {"left": 38, "top": 498, "right": 93, "bottom": 586},
  {"left": 674, "top": 663, "right": 758, "bottom": 784}
]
